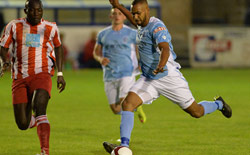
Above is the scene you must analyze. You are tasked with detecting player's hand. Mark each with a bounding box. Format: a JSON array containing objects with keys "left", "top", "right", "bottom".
[
  {"left": 153, "top": 66, "right": 167, "bottom": 75},
  {"left": 0, "top": 59, "right": 10, "bottom": 77},
  {"left": 101, "top": 57, "right": 110, "bottom": 66},
  {"left": 57, "top": 76, "right": 66, "bottom": 93},
  {"left": 109, "top": 0, "right": 120, "bottom": 8}
]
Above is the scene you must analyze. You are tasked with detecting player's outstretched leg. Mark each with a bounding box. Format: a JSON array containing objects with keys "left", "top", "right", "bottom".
[
  {"left": 214, "top": 96, "right": 232, "bottom": 118},
  {"left": 137, "top": 105, "right": 146, "bottom": 123},
  {"left": 186, "top": 96, "right": 232, "bottom": 118},
  {"left": 103, "top": 141, "right": 118, "bottom": 154}
]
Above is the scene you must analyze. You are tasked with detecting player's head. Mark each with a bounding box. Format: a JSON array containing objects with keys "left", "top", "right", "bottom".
[
  {"left": 110, "top": 4, "right": 126, "bottom": 26},
  {"left": 24, "top": 0, "right": 43, "bottom": 25},
  {"left": 131, "top": 0, "right": 150, "bottom": 27}
]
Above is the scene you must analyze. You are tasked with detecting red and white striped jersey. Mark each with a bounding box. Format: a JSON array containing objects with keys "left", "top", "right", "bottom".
[{"left": 0, "top": 18, "right": 61, "bottom": 79}]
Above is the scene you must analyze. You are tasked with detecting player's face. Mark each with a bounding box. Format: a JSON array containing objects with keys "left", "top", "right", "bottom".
[
  {"left": 25, "top": 1, "right": 43, "bottom": 25},
  {"left": 131, "top": 3, "right": 149, "bottom": 27},
  {"left": 110, "top": 8, "right": 126, "bottom": 25}
]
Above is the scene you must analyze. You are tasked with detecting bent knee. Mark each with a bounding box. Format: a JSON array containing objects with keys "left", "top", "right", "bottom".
[
  {"left": 185, "top": 102, "right": 204, "bottom": 118},
  {"left": 122, "top": 100, "right": 135, "bottom": 111},
  {"left": 16, "top": 121, "right": 29, "bottom": 130}
]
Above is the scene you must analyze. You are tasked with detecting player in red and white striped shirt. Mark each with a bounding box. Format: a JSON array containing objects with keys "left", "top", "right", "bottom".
[{"left": 0, "top": 0, "right": 66, "bottom": 154}]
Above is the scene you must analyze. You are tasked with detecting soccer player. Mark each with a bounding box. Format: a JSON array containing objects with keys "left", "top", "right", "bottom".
[
  {"left": 0, "top": 0, "right": 66, "bottom": 154},
  {"left": 103, "top": 0, "right": 232, "bottom": 153},
  {"left": 93, "top": 6, "right": 146, "bottom": 123}
]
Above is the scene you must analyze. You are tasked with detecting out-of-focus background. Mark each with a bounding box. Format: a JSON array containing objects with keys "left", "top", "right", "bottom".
[
  {"left": 0, "top": 1, "right": 250, "bottom": 155},
  {"left": 1, "top": 0, "right": 250, "bottom": 69}
]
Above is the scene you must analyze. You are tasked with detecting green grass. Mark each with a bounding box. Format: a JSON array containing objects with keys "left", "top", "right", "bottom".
[{"left": 0, "top": 68, "right": 250, "bottom": 155}]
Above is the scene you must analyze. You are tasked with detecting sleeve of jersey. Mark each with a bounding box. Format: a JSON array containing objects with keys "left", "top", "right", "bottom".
[
  {"left": 97, "top": 32, "right": 103, "bottom": 46},
  {"left": 52, "top": 25, "right": 62, "bottom": 48},
  {"left": 152, "top": 22, "right": 171, "bottom": 45},
  {"left": 0, "top": 22, "right": 14, "bottom": 48}
]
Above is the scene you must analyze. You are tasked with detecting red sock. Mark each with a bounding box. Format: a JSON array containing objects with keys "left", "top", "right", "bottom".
[{"left": 36, "top": 115, "right": 50, "bottom": 155}]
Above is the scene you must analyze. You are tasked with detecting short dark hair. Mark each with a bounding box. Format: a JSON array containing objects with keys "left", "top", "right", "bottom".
[
  {"left": 132, "top": 0, "right": 148, "bottom": 5},
  {"left": 25, "top": 0, "right": 42, "bottom": 9}
]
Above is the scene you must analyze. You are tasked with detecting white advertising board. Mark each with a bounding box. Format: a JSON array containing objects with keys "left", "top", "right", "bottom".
[{"left": 189, "top": 27, "right": 250, "bottom": 67}]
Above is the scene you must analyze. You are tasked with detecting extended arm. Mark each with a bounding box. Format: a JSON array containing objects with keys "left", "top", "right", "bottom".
[
  {"left": 0, "top": 47, "right": 10, "bottom": 77},
  {"left": 93, "top": 43, "right": 110, "bottom": 66},
  {"left": 55, "top": 45, "right": 66, "bottom": 93},
  {"left": 109, "top": 0, "right": 137, "bottom": 27},
  {"left": 153, "top": 42, "right": 170, "bottom": 75}
]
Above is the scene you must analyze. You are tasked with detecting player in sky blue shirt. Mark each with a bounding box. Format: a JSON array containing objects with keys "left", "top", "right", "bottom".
[
  {"left": 103, "top": 0, "right": 232, "bottom": 153},
  {"left": 136, "top": 16, "right": 179, "bottom": 79},
  {"left": 97, "top": 25, "right": 137, "bottom": 81},
  {"left": 93, "top": 7, "right": 146, "bottom": 122}
]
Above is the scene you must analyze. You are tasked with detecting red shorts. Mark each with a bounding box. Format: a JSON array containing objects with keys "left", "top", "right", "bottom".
[{"left": 12, "top": 72, "right": 52, "bottom": 104}]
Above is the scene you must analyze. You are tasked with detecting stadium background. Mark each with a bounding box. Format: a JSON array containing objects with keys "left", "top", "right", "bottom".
[
  {"left": 1, "top": 0, "right": 250, "bottom": 68},
  {"left": 0, "top": 0, "right": 250, "bottom": 154}
]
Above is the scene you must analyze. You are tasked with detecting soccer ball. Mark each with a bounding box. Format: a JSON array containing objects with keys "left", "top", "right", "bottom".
[{"left": 111, "top": 146, "right": 132, "bottom": 155}]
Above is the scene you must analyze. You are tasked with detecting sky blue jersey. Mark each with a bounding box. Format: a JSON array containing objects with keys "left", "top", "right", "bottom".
[
  {"left": 137, "top": 17, "right": 179, "bottom": 79},
  {"left": 97, "top": 25, "right": 138, "bottom": 82}
]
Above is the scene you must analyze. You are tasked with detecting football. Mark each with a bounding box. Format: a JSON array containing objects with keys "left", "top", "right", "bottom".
[{"left": 111, "top": 146, "right": 132, "bottom": 155}]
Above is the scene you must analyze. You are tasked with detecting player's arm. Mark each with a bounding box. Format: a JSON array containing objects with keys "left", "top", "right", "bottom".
[
  {"left": 93, "top": 43, "right": 110, "bottom": 66},
  {"left": 55, "top": 45, "right": 66, "bottom": 93},
  {"left": 109, "top": 0, "right": 137, "bottom": 27},
  {"left": 153, "top": 42, "right": 170, "bottom": 75},
  {"left": 0, "top": 46, "right": 10, "bottom": 77},
  {"left": 0, "top": 21, "right": 13, "bottom": 77}
]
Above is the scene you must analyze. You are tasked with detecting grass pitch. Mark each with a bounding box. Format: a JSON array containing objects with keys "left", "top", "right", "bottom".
[{"left": 0, "top": 68, "right": 250, "bottom": 155}]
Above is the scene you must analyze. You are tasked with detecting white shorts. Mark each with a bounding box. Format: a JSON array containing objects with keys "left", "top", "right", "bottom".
[
  {"left": 104, "top": 76, "right": 136, "bottom": 105},
  {"left": 130, "top": 71, "right": 195, "bottom": 109}
]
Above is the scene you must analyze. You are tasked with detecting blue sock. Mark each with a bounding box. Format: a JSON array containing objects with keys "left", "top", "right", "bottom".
[
  {"left": 120, "top": 111, "right": 134, "bottom": 147},
  {"left": 215, "top": 100, "right": 223, "bottom": 110},
  {"left": 199, "top": 100, "right": 223, "bottom": 115}
]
